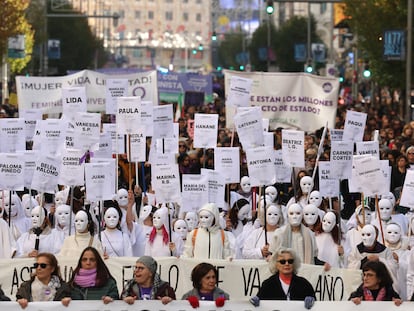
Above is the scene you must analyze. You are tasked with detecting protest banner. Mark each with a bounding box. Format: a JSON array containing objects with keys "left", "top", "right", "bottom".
[
  {"left": 84, "top": 162, "right": 114, "bottom": 201},
  {"left": 234, "top": 106, "right": 264, "bottom": 149},
  {"left": 281, "top": 129, "right": 305, "bottom": 168},
  {"left": 274, "top": 149, "right": 291, "bottom": 183},
  {"left": 58, "top": 148, "right": 85, "bottom": 186},
  {"left": 116, "top": 96, "right": 142, "bottom": 135},
  {"left": 16, "top": 70, "right": 158, "bottom": 114},
  {"left": 105, "top": 78, "right": 128, "bottom": 114},
  {"left": 20, "top": 109, "right": 42, "bottom": 141},
  {"left": 153, "top": 104, "right": 174, "bottom": 139},
  {"left": 31, "top": 154, "right": 60, "bottom": 194},
  {"left": 400, "top": 170, "right": 414, "bottom": 209},
  {"left": 224, "top": 70, "right": 338, "bottom": 131},
  {"left": 355, "top": 141, "right": 380, "bottom": 159},
  {"left": 93, "top": 132, "right": 113, "bottom": 159},
  {"left": 0, "top": 257, "right": 361, "bottom": 302},
  {"left": 330, "top": 141, "right": 353, "bottom": 180},
  {"left": 61, "top": 86, "right": 87, "bottom": 120},
  {"left": 245, "top": 146, "right": 276, "bottom": 187},
  {"left": 318, "top": 161, "right": 340, "bottom": 198},
  {"left": 73, "top": 112, "right": 101, "bottom": 152},
  {"left": 34, "top": 119, "right": 65, "bottom": 156},
  {"left": 342, "top": 110, "right": 367, "bottom": 142},
  {"left": 0, "top": 118, "right": 25, "bottom": 153},
  {"left": 214, "top": 147, "right": 240, "bottom": 184},
  {"left": 226, "top": 75, "right": 253, "bottom": 107},
  {"left": 193, "top": 113, "right": 218, "bottom": 148},
  {"left": 151, "top": 163, "right": 181, "bottom": 204},
  {"left": 201, "top": 168, "right": 226, "bottom": 210},
  {"left": 0, "top": 153, "right": 25, "bottom": 190},
  {"left": 23, "top": 150, "right": 37, "bottom": 189},
  {"left": 181, "top": 174, "right": 209, "bottom": 213}
]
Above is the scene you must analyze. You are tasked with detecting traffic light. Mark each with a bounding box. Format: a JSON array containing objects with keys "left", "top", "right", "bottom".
[
  {"left": 305, "top": 60, "right": 313, "bottom": 73},
  {"left": 363, "top": 64, "right": 371, "bottom": 78},
  {"left": 198, "top": 44, "right": 203, "bottom": 51},
  {"left": 239, "top": 65, "right": 245, "bottom": 71},
  {"left": 212, "top": 31, "right": 217, "bottom": 41},
  {"left": 266, "top": 0, "right": 274, "bottom": 15}
]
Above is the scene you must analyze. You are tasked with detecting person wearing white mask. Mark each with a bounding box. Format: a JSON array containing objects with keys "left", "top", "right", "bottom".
[
  {"left": 385, "top": 222, "right": 409, "bottom": 300},
  {"left": 57, "top": 210, "right": 103, "bottom": 259},
  {"left": 183, "top": 203, "right": 233, "bottom": 260},
  {"left": 173, "top": 219, "right": 189, "bottom": 241},
  {"left": 308, "top": 190, "right": 326, "bottom": 219},
  {"left": 0, "top": 205, "right": 16, "bottom": 258},
  {"left": 242, "top": 204, "right": 284, "bottom": 259},
  {"left": 100, "top": 206, "right": 133, "bottom": 258},
  {"left": 3, "top": 193, "right": 28, "bottom": 240},
  {"left": 145, "top": 207, "right": 183, "bottom": 257},
  {"left": 347, "top": 224, "right": 398, "bottom": 288},
  {"left": 344, "top": 205, "right": 372, "bottom": 258},
  {"left": 265, "top": 186, "right": 278, "bottom": 203},
  {"left": 21, "top": 195, "right": 38, "bottom": 232},
  {"left": 269, "top": 203, "right": 317, "bottom": 264},
  {"left": 16, "top": 206, "right": 59, "bottom": 257},
  {"left": 302, "top": 204, "right": 322, "bottom": 233},
  {"left": 315, "top": 211, "right": 345, "bottom": 269},
  {"left": 184, "top": 211, "right": 198, "bottom": 232},
  {"left": 229, "top": 176, "right": 259, "bottom": 213},
  {"left": 52, "top": 204, "right": 75, "bottom": 247},
  {"left": 117, "top": 189, "right": 146, "bottom": 257},
  {"left": 371, "top": 198, "right": 408, "bottom": 241}
]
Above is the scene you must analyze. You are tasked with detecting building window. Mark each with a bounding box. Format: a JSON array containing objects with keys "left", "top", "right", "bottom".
[
  {"left": 166, "top": 11, "right": 173, "bottom": 21},
  {"left": 196, "top": 0, "right": 202, "bottom": 4},
  {"left": 119, "top": 10, "right": 125, "bottom": 18},
  {"left": 148, "top": 11, "right": 154, "bottom": 19},
  {"left": 196, "top": 13, "right": 201, "bottom": 22},
  {"left": 135, "top": 11, "right": 141, "bottom": 19},
  {"left": 320, "top": 3, "right": 327, "bottom": 14},
  {"left": 183, "top": 12, "right": 188, "bottom": 21}
]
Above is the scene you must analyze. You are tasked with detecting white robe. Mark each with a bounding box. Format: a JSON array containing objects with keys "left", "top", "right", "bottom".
[
  {"left": 242, "top": 227, "right": 277, "bottom": 259},
  {"left": 315, "top": 232, "right": 344, "bottom": 268},
  {"left": 100, "top": 228, "right": 133, "bottom": 257},
  {"left": 0, "top": 218, "right": 16, "bottom": 258},
  {"left": 144, "top": 229, "right": 183, "bottom": 257},
  {"left": 15, "top": 228, "right": 59, "bottom": 257},
  {"left": 57, "top": 231, "right": 104, "bottom": 258}
]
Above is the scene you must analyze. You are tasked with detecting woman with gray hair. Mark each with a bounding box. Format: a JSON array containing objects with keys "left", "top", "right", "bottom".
[{"left": 252, "top": 248, "right": 315, "bottom": 308}]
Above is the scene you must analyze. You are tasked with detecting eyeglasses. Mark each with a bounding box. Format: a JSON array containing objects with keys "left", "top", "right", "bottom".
[
  {"left": 278, "top": 259, "right": 294, "bottom": 265},
  {"left": 363, "top": 272, "right": 376, "bottom": 278},
  {"left": 179, "top": 145, "right": 186, "bottom": 148},
  {"left": 34, "top": 263, "right": 49, "bottom": 269},
  {"left": 81, "top": 257, "right": 96, "bottom": 262}
]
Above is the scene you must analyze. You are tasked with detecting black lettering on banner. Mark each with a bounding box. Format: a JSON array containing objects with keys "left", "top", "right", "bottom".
[
  {"left": 11, "top": 266, "right": 32, "bottom": 295},
  {"left": 216, "top": 265, "right": 225, "bottom": 287},
  {"left": 168, "top": 264, "right": 179, "bottom": 291},
  {"left": 242, "top": 267, "right": 261, "bottom": 296},
  {"left": 121, "top": 265, "right": 134, "bottom": 289},
  {"left": 314, "top": 274, "right": 344, "bottom": 301},
  {"left": 61, "top": 265, "right": 75, "bottom": 282}
]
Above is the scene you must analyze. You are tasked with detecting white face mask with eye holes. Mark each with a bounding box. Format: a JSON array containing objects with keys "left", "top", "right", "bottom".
[
  {"left": 104, "top": 207, "right": 120, "bottom": 229},
  {"left": 322, "top": 212, "right": 336, "bottom": 233},
  {"left": 288, "top": 203, "right": 303, "bottom": 227},
  {"left": 198, "top": 210, "right": 214, "bottom": 229},
  {"left": 266, "top": 205, "right": 281, "bottom": 226},
  {"left": 75, "top": 211, "right": 89, "bottom": 233},
  {"left": 361, "top": 225, "right": 376, "bottom": 247},
  {"left": 303, "top": 204, "right": 319, "bottom": 226},
  {"left": 385, "top": 223, "right": 401, "bottom": 244}
]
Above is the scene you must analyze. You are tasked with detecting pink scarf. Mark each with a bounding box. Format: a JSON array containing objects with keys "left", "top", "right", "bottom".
[
  {"left": 363, "top": 286, "right": 386, "bottom": 301},
  {"left": 74, "top": 268, "right": 97, "bottom": 287}
]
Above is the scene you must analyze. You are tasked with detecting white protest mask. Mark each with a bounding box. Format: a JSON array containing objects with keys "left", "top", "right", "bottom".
[
  {"left": 117, "top": 188, "right": 128, "bottom": 207},
  {"left": 174, "top": 219, "right": 188, "bottom": 240},
  {"left": 265, "top": 186, "right": 277, "bottom": 202},
  {"left": 104, "top": 207, "right": 120, "bottom": 229},
  {"left": 299, "top": 176, "right": 313, "bottom": 194},
  {"left": 308, "top": 191, "right": 322, "bottom": 208},
  {"left": 185, "top": 212, "right": 198, "bottom": 231},
  {"left": 139, "top": 205, "right": 152, "bottom": 221},
  {"left": 152, "top": 207, "right": 168, "bottom": 230},
  {"left": 381, "top": 192, "right": 396, "bottom": 207},
  {"left": 31, "top": 206, "right": 45, "bottom": 228},
  {"left": 303, "top": 204, "right": 319, "bottom": 226},
  {"left": 361, "top": 224, "right": 377, "bottom": 247},
  {"left": 23, "top": 197, "right": 37, "bottom": 218},
  {"left": 378, "top": 198, "right": 393, "bottom": 220},
  {"left": 385, "top": 223, "right": 401, "bottom": 244},
  {"left": 237, "top": 204, "right": 250, "bottom": 221},
  {"left": 4, "top": 194, "right": 20, "bottom": 217},
  {"left": 266, "top": 204, "right": 281, "bottom": 226},
  {"left": 356, "top": 206, "right": 372, "bottom": 225},
  {"left": 322, "top": 211, "right": 336, "bottom": 233},
  {"left": 55, "top": 191, "right": 67, "bottom": 207},
  {"left": 288, "top": 203, "right": 303, "bottom": 227},
  {"left": 56, "top": 204, "right": 71, "bottom": 227},
  {"left": 240, "top": 176, "right": 251, "bottom": 193},
  {"left": 198, "top": 210, "right": 214, "bottom": 229},
  {"left": 75, "top": 210, "right": 89, "bottom": 233}
]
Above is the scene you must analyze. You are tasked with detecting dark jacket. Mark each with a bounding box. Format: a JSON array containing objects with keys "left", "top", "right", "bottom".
[
  {"left": 181, "top": 287, "right": 230, "bottom": 300},
  {"left": 71, "top": 277, "right": 119, "bottom": 300},
  {"left": 16, "top": 277, "right": 71, "bottom": 301},
  {"left": 257, "top": 273, "right": 316, "bottom": 301},
  {"left": 349, "top": 284, "right": 400, "bottom": 301},
  {"left": 121, "top": 278, "right": 176, "bottom": 300}
]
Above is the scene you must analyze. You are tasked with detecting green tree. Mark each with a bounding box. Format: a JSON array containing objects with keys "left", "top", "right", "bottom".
[
  {"left": 248, "top": 21, "right": 277, "bottom": 72},
  {"left": 217, "top": 32, "right": 247, "bottom": 70},
  {"left": 344, "top": 0, "right": 408, "bottom": 88},
  {"left": 0, "top": 0, "right": 34, "bottom": 74}
]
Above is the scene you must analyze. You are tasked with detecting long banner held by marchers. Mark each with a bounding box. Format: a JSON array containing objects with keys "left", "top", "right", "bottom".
[
  {"left": 16, "top": 70, "right": 158, "bottom": 114},
  {"left": 0, "top": 257, "right": 360, "bottom": 301},
  {"left": 224, "top": 70, "right": 339, "bottom": 132}
]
